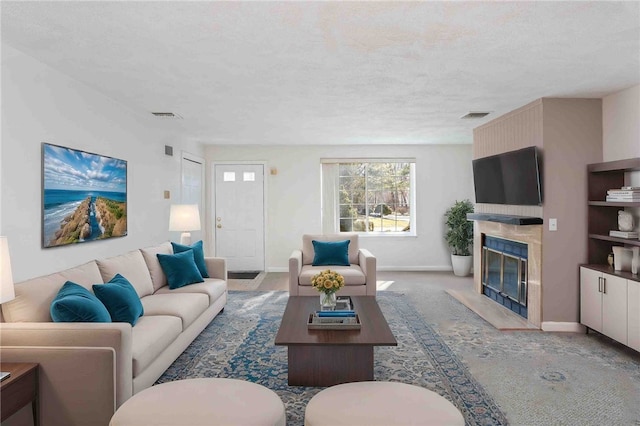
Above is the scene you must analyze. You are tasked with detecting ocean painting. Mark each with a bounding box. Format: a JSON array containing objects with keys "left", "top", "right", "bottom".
[{"left": 42, "top": 143, "right": 127, "bottom": 248}]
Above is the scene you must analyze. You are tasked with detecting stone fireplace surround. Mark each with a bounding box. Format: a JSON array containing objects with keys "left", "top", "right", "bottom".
[{"left": 470, "top": 215, "right": 543, "bottom": 329}]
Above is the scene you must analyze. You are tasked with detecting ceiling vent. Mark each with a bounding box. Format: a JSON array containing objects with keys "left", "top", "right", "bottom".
[
  {"left": 151, "top": 112, "right": 183, "bottom": 119},
  {"left": 460, "top": 112, "right": 490, "bottom": 119}
]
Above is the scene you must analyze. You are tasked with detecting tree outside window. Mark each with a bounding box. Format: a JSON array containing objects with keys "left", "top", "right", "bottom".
[{"left": 338, "top": 162, "right": 413, "bottom": 233}]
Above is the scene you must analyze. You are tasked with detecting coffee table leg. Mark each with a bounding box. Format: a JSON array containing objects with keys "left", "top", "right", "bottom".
[{"left": 287, "top": 345, "right": 373, "bottom": 386}]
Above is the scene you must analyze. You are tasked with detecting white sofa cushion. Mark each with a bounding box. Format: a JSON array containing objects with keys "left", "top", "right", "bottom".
[
  {"left": 140, "top": 242, "right": 173, "bottom": 292},
  {"left": 299, "top": 264, "right": 366, "bottom": 286},
  {"left": 97, "top": 250, "right": 154, "bottom": 298},
  {"left": 2, "top": 261, "right": 103, "bottom": 323},
  {"left": 302, "top": 234, "right": 359, "bottom": 266},
  {"left": 154, "top": 279, "right": 227, "bottom": 306},
  {"left": 131, "top": 315, "right": 182, "bottom": 377},
  {"left": 140, "top": 293, "right": 209, "bottom": 330}
]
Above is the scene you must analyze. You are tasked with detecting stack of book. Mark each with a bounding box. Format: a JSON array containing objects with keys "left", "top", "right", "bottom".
[
  {"left": 606, "top": 186, "right": 640, "bottom": 202},
  {"left": 609, "top": 230, "right": 639, "bottom": 239},
  {"left": 308, "top": 310, "right": 361, "bottom": 329}
]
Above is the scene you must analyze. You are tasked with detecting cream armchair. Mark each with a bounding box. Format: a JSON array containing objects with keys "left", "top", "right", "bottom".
[{"left": 288, "top": 233, "right": 376, "bottom": 296}]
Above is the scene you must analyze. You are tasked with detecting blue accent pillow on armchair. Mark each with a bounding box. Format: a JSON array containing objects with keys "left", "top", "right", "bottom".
[
  {"left": 93, "top": 274, "right": 144, "bottom": 326},
  {"left": 171, "top": 240, "right": 209, "bottom": 278},
  {"left": 312, "top": 240, "right": 350, "bottom": 266},
  {"left": 50, "top": 281, "right": 112, "bottom": 323},
  {"left": 157, "top": 250, "right": 205, "bottom": 289}
]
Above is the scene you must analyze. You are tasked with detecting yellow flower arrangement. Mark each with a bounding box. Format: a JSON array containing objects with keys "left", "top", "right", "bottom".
[{"left": 311, "top": 269, "right": 345, "bottom": 294}]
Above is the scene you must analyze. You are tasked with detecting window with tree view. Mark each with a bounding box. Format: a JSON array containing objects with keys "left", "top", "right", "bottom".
[{"left": 338, "top": 162, "right": 414, "bottom": 234}]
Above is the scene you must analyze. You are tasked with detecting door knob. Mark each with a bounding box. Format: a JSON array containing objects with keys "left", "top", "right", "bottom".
[
  {"left": 217, "top": 224, "right": 222, "bottom": 228},
  {"left": 217, "top": 217, "right": 221, "bottom": 221}
]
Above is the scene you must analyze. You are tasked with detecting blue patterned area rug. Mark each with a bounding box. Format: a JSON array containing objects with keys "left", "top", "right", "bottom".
[{"left": 157, "top": 291, "right": 507, "bottom": 425}]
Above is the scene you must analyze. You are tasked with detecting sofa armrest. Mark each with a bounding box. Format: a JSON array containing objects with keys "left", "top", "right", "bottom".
[
  {"left": 0, "top": 346, "right": 116, "bottom": 426},
  {"left": 288, "top": 250, "right": 303, "bottom": 296},
  {"left": 0, "top": 322, "right": 132, "bottom": 408},
  {"left": 358, "top": 248, "right": 377, "bottom": 296},
  {"left": 204, "top": 257, "right": 227, "bottom": 281}
]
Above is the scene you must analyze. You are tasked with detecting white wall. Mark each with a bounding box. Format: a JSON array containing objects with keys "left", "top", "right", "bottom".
[
  {"left": 1, "top": 44, "right": 203, "bottom": 282},
  {"left": 603, "top": 84, "right": 640, "bottom": 162},
  {"left": 205, "top": 144, "right": 474, "bottom": 271}
]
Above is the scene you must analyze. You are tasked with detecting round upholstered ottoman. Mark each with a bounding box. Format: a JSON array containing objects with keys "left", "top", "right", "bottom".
[
  {"left": 110, "top": 378, "right": 286, "bottom": 426},
  {"left": 304, "top": 381, "right": 464, "bottom": 426}
]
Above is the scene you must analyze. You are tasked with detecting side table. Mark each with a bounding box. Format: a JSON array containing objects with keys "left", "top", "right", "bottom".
[{"left": 0, "top": 363, "right": 39, "bottom": 426}]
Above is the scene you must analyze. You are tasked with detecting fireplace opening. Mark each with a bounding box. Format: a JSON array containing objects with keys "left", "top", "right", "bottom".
[{"left": 482, "top": 236, "right": 528, "bottom": 318}]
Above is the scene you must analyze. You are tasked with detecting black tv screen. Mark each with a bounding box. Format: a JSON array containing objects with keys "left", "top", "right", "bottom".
[{"left": 472, "top": 146, "right": 542, "bottom": 206}]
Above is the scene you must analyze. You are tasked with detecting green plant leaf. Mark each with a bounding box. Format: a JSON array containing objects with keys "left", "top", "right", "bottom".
[{"left": 444, "top": 199, "right": 474, "bottom": 256}]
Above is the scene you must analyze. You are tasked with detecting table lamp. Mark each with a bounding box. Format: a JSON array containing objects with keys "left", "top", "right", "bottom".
[
  {"left": 0, "top": 236, "right": 16, "bottom": 381},
  {"left": 169, "top": 204, "right": 201, "bottom": 245}
]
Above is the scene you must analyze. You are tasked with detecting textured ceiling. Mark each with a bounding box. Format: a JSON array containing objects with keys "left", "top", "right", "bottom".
[{"left": 2, "top": 1, "right": 639, "bottom": 145}]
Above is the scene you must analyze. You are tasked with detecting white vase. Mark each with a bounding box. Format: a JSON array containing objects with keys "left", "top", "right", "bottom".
[
  {"left": 612, "top": 246, "right": 633, "bottom": 271},
  {"left": 618, "top": 210, "right": 634, "bottom": 231},
  {"left": 451, "top": 254, "right": 473, "bottom": 277},
  {"left": 632, "top": 247, "right": 640, "bottom": 275}
]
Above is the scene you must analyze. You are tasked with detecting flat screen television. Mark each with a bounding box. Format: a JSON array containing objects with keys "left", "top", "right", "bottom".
[{"left": 472, "top": 146, "right": 542, "bottom": 206}]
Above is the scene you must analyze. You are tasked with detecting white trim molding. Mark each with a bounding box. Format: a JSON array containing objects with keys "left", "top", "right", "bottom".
[
  {"left": 268, "top": 266, "right": 454, "bottom": 273},
  {"left": 377, "top": 266, "right": 453, "bottom": 272},
  {"left": 541, "top": 322, "right": 586, "bottom": 333}
]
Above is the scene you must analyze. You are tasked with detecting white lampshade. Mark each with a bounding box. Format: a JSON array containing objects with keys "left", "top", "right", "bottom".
[
  {"left": 0, "top": 237, "right": 16, "bottom": 304},
  {"left": 169, "top": 204, "right": 201, "bottom": 231},
  {"left": 169, "top": 205, "right": 201, "bottom": 245}
]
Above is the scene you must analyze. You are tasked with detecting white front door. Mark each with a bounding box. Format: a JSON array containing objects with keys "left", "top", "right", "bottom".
[{"left": 214, "top": 164, "right": 265, "bottom": 271}]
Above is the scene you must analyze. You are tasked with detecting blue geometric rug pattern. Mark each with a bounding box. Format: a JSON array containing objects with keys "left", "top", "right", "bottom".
[{"left": 157, "top": 291, "right": 508, "bottom": 425}]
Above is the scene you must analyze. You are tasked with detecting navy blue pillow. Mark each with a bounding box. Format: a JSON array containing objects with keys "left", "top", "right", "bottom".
[
  {"left": 171, "top": 240, "right": 209, "bottom": 278},
  {"left": 312, "top": 240, "right": 350, "bottom": 266},
  {"left": 157, "top": 250, "right": 205, "bottom": 289},
  {"left": 50, "top": 281, "right": 111, "bottom": 323},
  {"left": 93, "top": 274, "right": 144, "bottom": 326}
]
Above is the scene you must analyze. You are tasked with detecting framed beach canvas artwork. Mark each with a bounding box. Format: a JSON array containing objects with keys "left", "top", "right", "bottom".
[{"left": 42, "top": 143, "right": 127, "bottom": 248}]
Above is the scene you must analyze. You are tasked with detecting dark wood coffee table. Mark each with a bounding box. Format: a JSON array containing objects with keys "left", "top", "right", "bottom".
[{"left": 274, "top": 296, "right": 397, "bottom": 387}]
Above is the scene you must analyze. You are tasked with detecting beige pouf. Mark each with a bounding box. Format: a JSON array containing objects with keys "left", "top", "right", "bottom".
[
  {"left": 110, "top": 378, "right": 286, "bottom": 426},
  {"left": 305, "top": 381, "right": 464, "bottom": 426}
]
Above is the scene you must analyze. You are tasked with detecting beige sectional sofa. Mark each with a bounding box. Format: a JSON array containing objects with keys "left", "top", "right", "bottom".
[{"left": 0, "top": 242, "right": 227, "bottom": 426}]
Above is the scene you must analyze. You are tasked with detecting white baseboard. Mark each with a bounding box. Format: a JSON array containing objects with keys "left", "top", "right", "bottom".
[
  {"left": 267, "top": 266, "right": 454, "bottom": 273},
  {"left": 377, "top": 266, "right": 453, "bottom": 272},
  {"left": 541, "top": 322, "right": 586, "bottom": 333}
]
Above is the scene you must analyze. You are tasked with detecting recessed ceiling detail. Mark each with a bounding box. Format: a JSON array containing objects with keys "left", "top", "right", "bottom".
[
  {"left": 461, "top": 112, "right": 491, "bottom": 120},
  {"left": 151, "top": 112, "right": 183, "bottom": 119}
]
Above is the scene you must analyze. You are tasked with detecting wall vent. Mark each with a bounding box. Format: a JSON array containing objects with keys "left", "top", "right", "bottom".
[
  {"left": 151, "top": 112, "right": 183, "bottom": 119},
  {"left": 461, "top": 112, "right": 490, "bottom": 119}
]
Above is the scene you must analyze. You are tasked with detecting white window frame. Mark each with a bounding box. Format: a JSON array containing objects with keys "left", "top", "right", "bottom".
[{"left": 321, "top": 159, "right": 416, "bottom": 237}]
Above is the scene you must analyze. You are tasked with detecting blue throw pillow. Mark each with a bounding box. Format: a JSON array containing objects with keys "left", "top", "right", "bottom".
[
  {"left": 171, "top": 240, "right": 209, "bottom": 278},
  {"left": 312, "top": 240, "right": 350, "bottom": 266},
  {"left": 157, "top": 250, "right": 205, "bottom": 289},
  {"left": 93, "top": 274, "right": 144, "bottom": 326},
  {"left": 50, "top": 281, "right": 112, "bottom": 323}
]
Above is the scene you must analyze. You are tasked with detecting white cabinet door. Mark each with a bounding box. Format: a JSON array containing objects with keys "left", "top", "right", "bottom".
[
  {"left": 628, "top": 280, "right": 640, "bottom": 351},
  {"left": 580, "top": 267, "right": 603, "bottom": 332},
  {"left": 601, "top": 274, "right": 628, "bottom": 345}
]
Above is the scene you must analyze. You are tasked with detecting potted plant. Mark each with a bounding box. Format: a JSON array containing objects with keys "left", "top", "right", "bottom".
[{"left": 444, "top": 199, "right": 474, "bottom": 276}]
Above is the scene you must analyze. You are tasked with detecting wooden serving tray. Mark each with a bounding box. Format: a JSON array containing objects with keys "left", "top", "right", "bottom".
[{"left": 307, "top": 313, "right": 361, "bottom": 330}]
